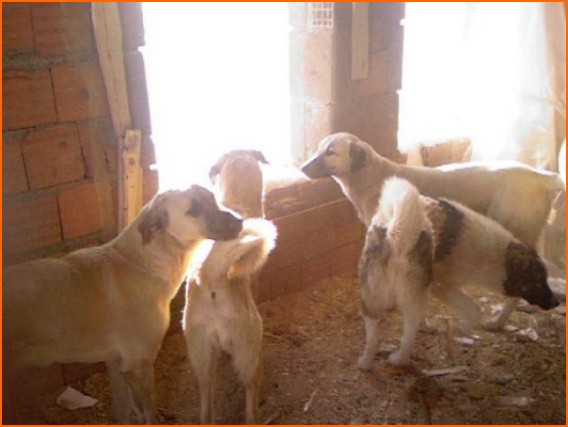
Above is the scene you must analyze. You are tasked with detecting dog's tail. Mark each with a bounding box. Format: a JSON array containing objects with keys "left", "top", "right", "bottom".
[
  {"left": 374, "top": 177, "right": 430, "bottom": 255},
  {"left": 201, "top": 218, "right": 277, "bottom": 281}
]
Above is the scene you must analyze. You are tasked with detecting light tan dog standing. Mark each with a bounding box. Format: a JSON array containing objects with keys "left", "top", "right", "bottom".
[
  {"left": 183, "top": 219, "right": 277, "bottom": 424},
  {"left": 2, "top": 186, "right": 242, "bottom": 424},
  {"left": 301, "top": 132, "right": 564, "bottom": 329},
  {"left": 358, "top": 177, "right": 559, "bottom": 368},
  {"left": 183, "top": 150, "right": 274, "bottom": 424}
]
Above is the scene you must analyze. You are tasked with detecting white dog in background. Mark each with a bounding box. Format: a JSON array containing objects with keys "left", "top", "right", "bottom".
[
  {"left": 358, "top": 177, "right": 559, "bottom": 368},
  {"left": 358, "top": 178, "right": 433, "bottom": 368}
]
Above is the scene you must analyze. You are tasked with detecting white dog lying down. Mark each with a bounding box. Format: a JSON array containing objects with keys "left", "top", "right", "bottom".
[
  {"left": 2, "top": 186, "right": 242, "bottom": 424},
  {"left": 358, "top": 177, "right": 559, "bottom": 369},
  {"left": 301, "top": 132, "right": 564, "bottom": 328},
  {"left": 184, "top": 219, "right": 277, "bottom": 424},
  {"left": 209, "top": 149, "right": 268, "bottom": 219}
]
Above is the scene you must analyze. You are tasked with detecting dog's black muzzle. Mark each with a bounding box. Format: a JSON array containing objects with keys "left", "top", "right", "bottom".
[
  {"left": 300, "top": 155, "right": 332, "bottom": 179},
  {"left": 206, "top": 210, "right": 243, "bottom": 241}
]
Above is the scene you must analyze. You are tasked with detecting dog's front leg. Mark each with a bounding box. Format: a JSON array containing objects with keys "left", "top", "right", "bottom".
[
  {"left": 388, "top": 294, "right": 426, "bottom": 366},
  {"left": 106, "top": 359, "right": 133, "bottom": 424},
  {"left": 358, "top": 314, "right": 381, "bottom": 371},
  {"left": 485, "top": 297, "right": 519, "bottom": 331},
  {"left": 431, "top": 283, "right": 481, "bottom": 333},
  {"left": 123, "top": 361, "right": 157, "bottom": 424}
]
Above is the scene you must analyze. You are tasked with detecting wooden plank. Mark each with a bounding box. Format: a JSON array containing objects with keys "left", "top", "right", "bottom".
[
  {"left": 92, "top": 3, "right": 143, "bottom": 229},
  {"left": 122, "top": 129, "right": 143, "bottom": 226},
  {"left": 91, "top": 2, "right": 130, "bottom": 136}
]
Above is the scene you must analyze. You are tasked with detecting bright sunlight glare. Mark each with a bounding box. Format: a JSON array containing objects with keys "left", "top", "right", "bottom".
[{"left": 141, "top": 3, "right": 291, "bottom": 191}]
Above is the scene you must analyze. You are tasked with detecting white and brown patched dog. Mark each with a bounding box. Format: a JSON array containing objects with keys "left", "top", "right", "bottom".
[
  {"left": 183, "top": 219, "right": 277, "bottom": 424},
  {"left": 358, "top": 177, "right": 559, "bottom": 369},
  {"left": 302, "top": 132, "right": 564, "bottom": 328},
  {"left": 2, "top": 186, "right": 242, "bottom": 424},
  {"left": 209, "top": 149, "right": 268, "bottom": 219}
]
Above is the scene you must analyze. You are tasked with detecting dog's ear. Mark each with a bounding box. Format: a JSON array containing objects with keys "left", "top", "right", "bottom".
[
  {"left": 350, "top": 141, "right": 367, "bottom": 172},
  {"left": 208, "top": 164, "right": 220, "bottom": 185},
  {"left": 250, "top": 150, "right": 268, "bottom": 164},
  {"left": 138, "top": 202, "right": 170, "bottom": 244}
]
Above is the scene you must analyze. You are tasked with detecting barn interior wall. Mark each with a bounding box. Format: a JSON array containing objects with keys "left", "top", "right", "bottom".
[{"left": 1, "top": 1, "right": 405, "bottom": 402}]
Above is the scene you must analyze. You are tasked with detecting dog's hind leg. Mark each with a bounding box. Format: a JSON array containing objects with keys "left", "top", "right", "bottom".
[
  {"left": 188, "top": 340, "right": 219, "bottom": 424},
  {"left": 388, "top": 291, "right": 427, "bottom": 366},
  {"left": 243, "top": 356, "right": 263, "bottom": 424},
  {"left": 106, "top": 359, "right": 133, "bottom": 424},
  {"left": 485, "top": 297, "right": 519, "bottom": 331},
  {"left": 123, "top": 361, "right": 157, "bottom": 424},
  {"left": 358, "top": 314, "right": 381, "bottom": 371}
]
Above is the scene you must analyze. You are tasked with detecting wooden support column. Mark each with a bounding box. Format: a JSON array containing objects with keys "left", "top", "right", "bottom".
[{"left": 92, "top": 2, "right": 142, "bottom": 230}]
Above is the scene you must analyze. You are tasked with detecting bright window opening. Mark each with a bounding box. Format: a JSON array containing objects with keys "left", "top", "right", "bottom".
[
  {"left": 141, "top": 3, "right": 291, "bottom": 191},
  {"left": 399, "top": 3, "right": 565, "bottom": 167}
]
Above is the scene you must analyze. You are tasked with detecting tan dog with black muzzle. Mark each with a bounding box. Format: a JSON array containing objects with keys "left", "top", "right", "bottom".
[{"left": 2, "top": 186, "right": 242, "bottom": 424}]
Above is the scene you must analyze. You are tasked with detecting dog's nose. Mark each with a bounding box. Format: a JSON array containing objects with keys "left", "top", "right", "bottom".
[
  {"left": 207, "top": 210, "right": 243, "bottom": 241},
  {"left": 547, "top": 296, "right": 560, "bottom": 310},
  {"left": 300, "top": 156, "right": 324, "bottom": 178}
]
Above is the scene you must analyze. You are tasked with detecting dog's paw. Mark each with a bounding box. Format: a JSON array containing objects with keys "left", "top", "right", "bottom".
[
  {"left": 484, "top": 318, "right": 505, "bottom": 332},
  {"left": 387, "top": 351, "right": 409, "bottom": 366},
  {"left": 357, "top": 355, "right": 373, "bottom": 371}
]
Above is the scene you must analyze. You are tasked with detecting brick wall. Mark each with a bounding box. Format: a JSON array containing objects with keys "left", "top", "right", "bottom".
[
  {"left": 2, "top": 3, "right": 154, "bottom": 266},
  {"left": 2, "top": 3, "right": 119, "bottom": 266},
  {"left": 334, "top": 2, "right": 405, "bottom": 159},
  {"left": 290, "top": 3, "right": 405, "bottom": 163},
  {"left": 2, "top": 2, "right": 405, "bottom": 413}
]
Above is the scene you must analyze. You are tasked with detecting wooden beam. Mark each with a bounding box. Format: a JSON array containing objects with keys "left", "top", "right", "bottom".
[{"left": 92, "top": 3, "right": 143, "bottom": 230}]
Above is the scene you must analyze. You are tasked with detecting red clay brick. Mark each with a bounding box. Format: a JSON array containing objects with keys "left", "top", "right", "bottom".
[
  {"left": 22, "top": 124, "right": 85, "bottom": 189},
  {"left": 143, "top": 170, "right": 159, "bottom": 204},
  {"left": 52, "top": 62, "right": 109, "bottom": 122},
  {"left": 31, "top": 2, "right": 94, "bottom": 54},
  {"left": 58, "top": 181, "right": 103, "bottom": 239},
  {"left": 2, "top": 3, "right": 34, "bottom": 52},
  {"left": 3, "top": 196, "right": 62, "bottom": 254},
  {"left": 77, "top": 118, "right": 116, "bottom": 179},
  {"left": 119, "top": 3, "right": 145, "bottom": 50},
  {"left": 2, "top": 138, "right": 29, "bottom": 195},
  {"left": 354, "top": 51, "right": 389, "bottom": 96},
  {"left": 2, "top": 70, "right": 58, "bottom": 131},
  {"left": 304, "top": 32, "right": 333, "bottom": 102}
]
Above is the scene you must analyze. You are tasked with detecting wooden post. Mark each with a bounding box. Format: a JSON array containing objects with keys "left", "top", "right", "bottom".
[{"left": 92, "top": 3, "right": 143, "bottom": 229}]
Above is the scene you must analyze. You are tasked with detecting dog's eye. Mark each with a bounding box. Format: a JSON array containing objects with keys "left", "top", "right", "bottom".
[
  {"left": 325, "top": 147, "right": 336, "bottom": 156},
  {"left": 186, "top": 200, "right": 203, "bottom": 217}
]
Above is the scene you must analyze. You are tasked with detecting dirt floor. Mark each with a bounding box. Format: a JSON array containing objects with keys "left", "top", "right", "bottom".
[{"left": 19, "top": 273, "right": 566, "bottom": 425}]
